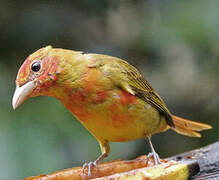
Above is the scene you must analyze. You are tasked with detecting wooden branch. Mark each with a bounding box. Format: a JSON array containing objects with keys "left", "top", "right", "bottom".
[
  {"left": 24, "top": 141, "right": 219, "bottom": 180},
  {"left": 169, "top": 141, "right": 219, "bottom": 179}
]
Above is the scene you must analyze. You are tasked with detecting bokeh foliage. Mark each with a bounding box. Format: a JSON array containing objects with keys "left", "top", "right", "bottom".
[{"left": 0, "top": 0, "right": 218, "bottom": 179}]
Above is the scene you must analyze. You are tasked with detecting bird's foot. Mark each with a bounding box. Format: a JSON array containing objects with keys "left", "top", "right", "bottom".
[
  {"left": 82, "top": 160, "right": 98, "bottom": 177},
  {"left": 82, "top": 152, "right": 108, "bottom": 177},
  {"left": 147, "top": 151, "right": 161, "bottom": 165}
]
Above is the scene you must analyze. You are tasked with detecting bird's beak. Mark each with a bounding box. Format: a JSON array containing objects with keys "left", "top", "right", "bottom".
[{"left": 12, "top": 81, "right": 36, "bottom": 109}]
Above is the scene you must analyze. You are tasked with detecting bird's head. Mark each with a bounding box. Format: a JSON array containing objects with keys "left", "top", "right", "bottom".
[{"left": 12, "top": 45, "right": 61, "bottom": 109}]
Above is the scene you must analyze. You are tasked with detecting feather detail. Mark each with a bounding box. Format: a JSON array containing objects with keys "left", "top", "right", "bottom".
[
  {"left": 172, "top": 115, "right": 212, "bottom": 137},
  {"left": 121, "top": 83, "right": 135, "bottom": 95},
  {"left": 106, "top": 59, "right": 175, "bottom": 127}
]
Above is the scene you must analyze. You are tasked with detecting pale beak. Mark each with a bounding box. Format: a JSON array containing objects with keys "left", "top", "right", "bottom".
[{"left": 12, "top": 81, "right": 36, "bottom": 109}]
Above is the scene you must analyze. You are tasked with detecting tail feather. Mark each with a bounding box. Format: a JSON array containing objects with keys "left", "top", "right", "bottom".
[{"left": 171, "top": 115, "right": 212, "bottom": 138}]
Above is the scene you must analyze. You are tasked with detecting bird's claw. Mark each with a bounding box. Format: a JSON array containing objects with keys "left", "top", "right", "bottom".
[
  {"left": 147, "top": 152, "right": 161, "bottom": 165},
  {"left": 82, "top": 161, "right": 98, "bottom": 177}
]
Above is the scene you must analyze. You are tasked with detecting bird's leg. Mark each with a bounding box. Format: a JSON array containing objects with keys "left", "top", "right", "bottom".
[
  {"left": 146, "top": 136, "right": 161, "bottom": 165},
  {"left": 82, "top": 140, "right": 110, "bottom": 177}
]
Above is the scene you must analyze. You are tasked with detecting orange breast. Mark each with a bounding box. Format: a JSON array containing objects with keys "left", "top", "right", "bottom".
[{"left": 58, "top": 68, "right": 165, "bottom": 142}]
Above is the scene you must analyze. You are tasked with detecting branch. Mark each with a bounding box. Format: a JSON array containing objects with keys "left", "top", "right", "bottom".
[
  {"left": 169, "top": 141, "right": 219, "bottom": 179},
  {"left": 24, "top": 141, "right": 219, "bottom": 180}
]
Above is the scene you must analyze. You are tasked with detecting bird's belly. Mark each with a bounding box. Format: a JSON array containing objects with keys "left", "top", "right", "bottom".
[{"left": 69, "top": 96, "right": 166, "bottom": 142}]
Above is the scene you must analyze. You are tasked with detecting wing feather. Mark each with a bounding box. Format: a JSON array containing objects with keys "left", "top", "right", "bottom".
[
  {"left": 113, "top": 59, "right": 174, "bottom": 127},
  {"left": 87, "top": 54, "right": 174, "bottom": 127}
]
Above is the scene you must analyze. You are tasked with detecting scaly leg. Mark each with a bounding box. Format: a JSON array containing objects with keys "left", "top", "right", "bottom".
[
  {"left": 82, "top": 140, "right": 110, "bottom": 177},
  {"left": 147, "top": 136, "right": 161, "bottom": 165}
]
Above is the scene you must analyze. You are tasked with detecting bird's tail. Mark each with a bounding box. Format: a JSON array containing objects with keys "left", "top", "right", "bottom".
[{"left": 171, "top": 115, "right": 212, "bottom": 137}]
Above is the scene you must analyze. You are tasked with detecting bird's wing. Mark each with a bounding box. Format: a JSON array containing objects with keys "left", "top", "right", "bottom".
[{"left": 93, "top": 56, "right": 174, "bottom": 127}]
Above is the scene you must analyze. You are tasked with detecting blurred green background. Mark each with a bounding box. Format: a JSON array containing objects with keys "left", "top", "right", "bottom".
[{"left": 0, "top": 0, "right": 218, "bottom": 179}]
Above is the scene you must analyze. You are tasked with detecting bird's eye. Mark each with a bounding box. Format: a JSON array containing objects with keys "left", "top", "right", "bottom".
[{"left": 31, "top": 61, "right": 41, "bottom": 72}]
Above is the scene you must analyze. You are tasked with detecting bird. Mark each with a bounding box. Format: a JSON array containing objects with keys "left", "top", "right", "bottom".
[{"left": 12, "top": 46, "right": 211, "bottom": 176}]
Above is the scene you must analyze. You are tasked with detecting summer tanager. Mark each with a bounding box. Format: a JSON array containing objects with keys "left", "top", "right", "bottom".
[{"left": 12, "top": 46, "right": 211, "bottom": 176}]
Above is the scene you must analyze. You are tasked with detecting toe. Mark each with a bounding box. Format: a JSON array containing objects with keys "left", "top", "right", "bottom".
[
  {"left": 82, "top": 161, "right": 97, "bottom": 177},
  {"left": 147, "top": 152, "right": 161, "bottom": 165},
  {"left": 82, "top": 162, "right": 88, "bottom": 169}
]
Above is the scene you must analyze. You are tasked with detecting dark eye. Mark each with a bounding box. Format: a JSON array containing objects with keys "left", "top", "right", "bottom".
[{"left": 31, "top": 61, "right": 41, "bottom": 72}]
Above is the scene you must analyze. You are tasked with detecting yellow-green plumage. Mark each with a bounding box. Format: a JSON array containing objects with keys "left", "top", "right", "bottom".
[
  {"left": 53, "top": 51, "right": 171, "bottom": 140},
  {"left": 13, "top": 46, "right": 212, "bottom": 174}
]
